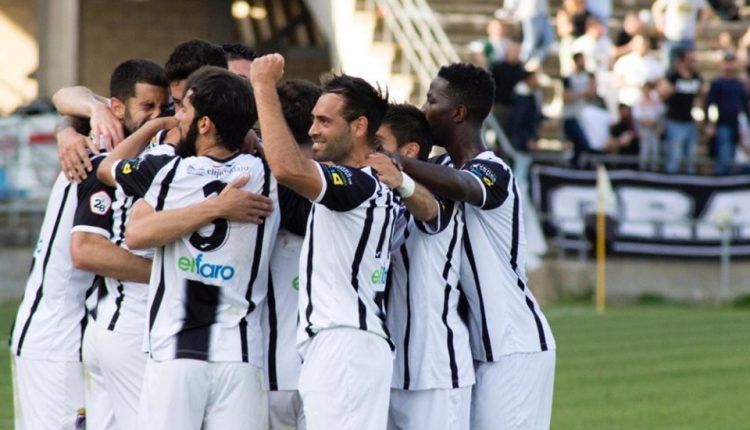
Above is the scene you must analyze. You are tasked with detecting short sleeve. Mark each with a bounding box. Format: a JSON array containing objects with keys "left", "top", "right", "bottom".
[
  {"left": 279, "top": 184, "right": 312, "bottom": 236},
  {"left": 313, "top": 163, "right": 377, "bottom": 212},
  {"left": 415, "top": 195, "right": 456, "bottom": 235},
  {"left": 113, "top": 154, "right": 175, "bottom": 199},
  {"left": 73, "top": 156, "right": 115, "bottom": 238},
  {"left": 461, "top": 159, "right": 511, "bottom": 210}
]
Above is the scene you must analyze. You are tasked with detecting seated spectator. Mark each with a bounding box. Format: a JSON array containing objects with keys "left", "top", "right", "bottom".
[
  {"left": 632, "top": 82, "right": 666, "bottom": 170},
  {"left": 502, "top": 0, "right": 554, "bottom": 70},
  {"left": 659, "top": 48, "right": 703, "bottom": 174},
  {"left": 571, "top": 16, "right": 614, "bottom": 75},
  {"left": 652, "top": 0, "right": 710, "bottom": 71},
  {"left": 470, "top": 19, "right": 515, "bottom": 69},
  {"left": 491, "top": 43, "right": 526, "bottom": 133},
  {"left": 607, "top": 103, "right": 641, "bottom": 156},
  {"left": 613, "top": 34, "right": 663, "bottom": 106},
  {"left": 704, "top": 52, "right": 750, "bottom": 175},
  {"left": 563, "top": 53, "right": 599, "bottom": 167},
  {"left": 613, "top": 11, "right": 644, "bottom": 59}
]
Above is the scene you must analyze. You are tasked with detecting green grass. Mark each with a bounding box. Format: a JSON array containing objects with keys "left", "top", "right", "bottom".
[{"left": 0, "top": 300, "right": 747, "bottom": 429}]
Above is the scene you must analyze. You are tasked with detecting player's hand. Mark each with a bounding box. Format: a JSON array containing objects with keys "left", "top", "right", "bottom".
[
  {"left": 249, "top": 54, "right": 285, "bottom": 86},
  {"left": 90, "top": 104, "right": 124, "bottom": 151},
  {"left": 366, "top": 153, "right": 404, "bottom": 189},
  {"left": 149, "top": 115, "right": 178, "bottom": 132},
  {"left": 217, "top": 175, "right": 274, "bottom": 224},
  {"left": 57, "top": 127, "right": 94, "bottom": 183}
]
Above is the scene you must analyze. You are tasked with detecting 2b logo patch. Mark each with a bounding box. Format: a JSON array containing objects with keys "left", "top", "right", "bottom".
[{"left": 90, "top": 191, "right": 112, "bottom": 216}]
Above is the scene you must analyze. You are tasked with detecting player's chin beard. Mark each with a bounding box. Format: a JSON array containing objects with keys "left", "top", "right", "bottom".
[{"left": 175, "top": 120, "right": 199, "bottom": 158}]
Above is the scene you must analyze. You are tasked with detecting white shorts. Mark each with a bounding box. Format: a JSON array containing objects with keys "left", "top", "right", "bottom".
[
  {"left": 299, "top": 328, "right": 392, "bottom": 430},
  {"left": 138, "top": 358, "right": 268, "bottom": 430},
  {"left": 82, "top": 321, "right": 146, "bottom": 430},
  {"left": 12, "top": 355, "right": 85, "bottom": 430},
  {"left": 471, "top": 350, "right": 556, "bottom": 430},
  {"left": 269, "top": 390, "right": 306, "bottom": 430},
  {"left": 388, "top": 387, "right": 471, "bottom": 430}
]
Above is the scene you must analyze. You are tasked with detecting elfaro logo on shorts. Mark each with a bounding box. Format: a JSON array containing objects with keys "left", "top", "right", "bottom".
[{"left": 178, "top": 253, "right": 236, "bottom": 280}]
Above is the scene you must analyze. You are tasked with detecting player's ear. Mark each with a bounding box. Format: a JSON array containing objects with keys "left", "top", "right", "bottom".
[
  {"left": 403, "top": 142, "right": 420, "bottom": 159},
  {"left": 453, "top": 105, "right": 468, "bottom": 123},
  {"left": 198, "top": 116, "right": 212, "bottom": 136},
  {"left": 352, "top": 116, "right": 368, "bottom": 140},
  {"left": 110, "top": 97, "right": 126, "bottom": 121}
]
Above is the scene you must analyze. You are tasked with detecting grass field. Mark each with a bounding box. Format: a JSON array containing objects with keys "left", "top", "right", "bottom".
[{"left": 0, "top": 300, "right": 747, "bottom": 429}]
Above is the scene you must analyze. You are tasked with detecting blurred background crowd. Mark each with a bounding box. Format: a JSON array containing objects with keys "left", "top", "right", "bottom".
[{"left": 470, "top": 0, "right": 750, "bottom": 175}]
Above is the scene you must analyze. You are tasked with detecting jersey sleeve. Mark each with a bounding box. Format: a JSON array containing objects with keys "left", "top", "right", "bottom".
[
  {"left": 72, "top": 156, "right": 115, "bottom": 238},
  {"left": 414, "top": 195, "right": 456, "bottom": 235},
  {"left": 461, "top": 159, "right": 511, "bottom": 210},
  {"left": 312, "top": 163, "right": 377, "bottom": 212},
  {"left": 112, "top": 154, "right": 176, "bottom": 199},
  {"left": 279, "top": 184, "right": 312, "bottom": 236}
]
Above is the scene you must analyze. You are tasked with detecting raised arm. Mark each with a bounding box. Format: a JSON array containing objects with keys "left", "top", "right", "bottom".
[
  {"left": 249, "top": 54, "right": 323, "bottom": 200},
  {"left": 397, "top": 155, "right": 484, "bottom": 206},
  {"left": 52, "top": 86, "right": 124, "bottom": 147}
]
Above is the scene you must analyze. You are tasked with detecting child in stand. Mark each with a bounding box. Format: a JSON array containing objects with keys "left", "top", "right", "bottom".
[{"left": 632, "top": 81, "right": 665, "bottom": 171}]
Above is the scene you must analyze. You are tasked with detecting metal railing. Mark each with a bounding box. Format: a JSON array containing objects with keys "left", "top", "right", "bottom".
[{"left": 368, "top": 0, "right": 516, "bottom": 159}]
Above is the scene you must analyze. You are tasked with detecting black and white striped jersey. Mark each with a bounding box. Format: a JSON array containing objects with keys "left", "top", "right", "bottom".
[
  {"left": 10, "top": 168, "right": 113, "bottom": 361},
  {"left": 386, "top": 184, "right": 475, "bottom": 391},
  {"left": 92, "top": 139, "right": 174, "bottom": 335},
  {"left": 297, "top": 163, "right": 398, "bottom": 356},
  {"left": 112, "top": 151, "right": 279, "bottom": 364},
  {"left": 460, "top": 151, "right": 555, "bottom": 361}
]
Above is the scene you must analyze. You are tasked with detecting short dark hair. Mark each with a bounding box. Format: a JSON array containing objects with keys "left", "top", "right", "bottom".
[
  {"left": 184, "top": 66, "right": 256, "bottom": 151},
  {"left": 222, "top": 43, "right": 257, "bottom": 61},
  {"left": 437, "top": 63, "right": 494, "bottom": 124},
  {"left": 277, "top": 79, "right": 321, "bottom": 144},
  {"left": 165, "top": 40, "right": 228, "bottom": 82},
  {"left": 382, "top": 104, "right": 432, "bottom": 161},
  {"left": 673, "top": 47, "right": 692, "bottom": 62},
  {"left": 321, "top": 74, "right": 389, "bottom": 144},
  {"left": 109, "top": 59, "right": 167, "bottom": 101}
]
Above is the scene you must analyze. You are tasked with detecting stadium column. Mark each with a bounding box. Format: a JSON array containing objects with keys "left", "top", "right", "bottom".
[{"left": 37, "top": 0, "right": 79, "bottom": 98}]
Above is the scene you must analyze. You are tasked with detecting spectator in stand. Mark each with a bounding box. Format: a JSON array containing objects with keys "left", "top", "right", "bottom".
[
  {"left": 659, "top": 48, "right": 703, "bottom": 174},
  {"left": 503, "top": 0, "right": 554, "bottom": 70},
  {"left": 571, "top": 16, "right": 614, "bottom": 75},
  {"left": 586, "top": 0, "right": 612, "bottom": 28},
  {"left": 704, "top": 52, "right": 750, "bottom": 175},
  {"left": 558, "top": 0, "right": 591, "bottom": 39},
  {"left": 613, "top": 11, "right": 644, "bottom": 59},
  {"left": 509, "top": 69, "right": 544, "bottom": 183},
  {"left": 555, "top": 1, "right": 577, "bottom": 76},
  {"left": 633, "top": 81, "right": 666, "bottom": 171},
  {"left": 652, "top": 0, "right": 710, "bottom": 70},
  {"left": 563, "top": 53, "right": 598, "bottom": 167},
  {"left": 470, "top": 19, "right": 515, "bottom": 69},
  {"left": 608, "top": 103, "right": 641, "bottom": 156},
  {"left": 491, "top": 43, "right": 526, "bottom": 134},
  {"left": 613, "top": 34, "right": 663, "bottom": 106}
]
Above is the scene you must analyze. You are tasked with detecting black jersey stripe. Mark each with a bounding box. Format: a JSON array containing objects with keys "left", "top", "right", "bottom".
[
  {"left": 16, "top": 183, "right": 72, "bottom": 356},
  {"left": 245, "top": 160, "right": 272, "bottom": 314},
  {"left": 266, "top": 272, "right": 279, "bottom": 390},
  {"left": 175, "top": 279, "right": 221, "bottom": 360},
  {"left": 440, "top": 211, "right": 462, "bottom": 388},
  {"left": 509, "top": 183, "right": 548, "bottom": 351},
  {"left": 148, "top": 255, "right": 166, "bottom": 333},
  {"left": 374, "top": 193, "right": 392, "bottom": 258},
  {"left": 154, "top": 159, "right": 180, "bottom": 211},
  {"left": 114, "top": 196, "right": 130, "bottom": 246},
  {"left": 400, "top": 243, "right": 412, "bottom": 390},
  {"left": 106, "top": 281, "right": 125, "bottom": 331},
  {"left": 351, "top": 198, "right": 377, "bottom": 331},
  {"left": 239, "top": 318, "right": 248, "bottom": 363},
  {"left": 462, "top": 226, "right": 494, "bottom": 362},
  {"left": 304, "top": 206, "right": 316, "bottom": 338}
]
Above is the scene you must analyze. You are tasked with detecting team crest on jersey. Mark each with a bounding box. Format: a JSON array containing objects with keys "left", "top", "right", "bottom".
[
  {"left": 90, "top": 191, "right": 112, "bottom": 215},
  {"left": 121, "top": 159, "right": 141, "bottom": 175},
  {"left": 327, "top": 166, "right": 353, "bottom": 186}
]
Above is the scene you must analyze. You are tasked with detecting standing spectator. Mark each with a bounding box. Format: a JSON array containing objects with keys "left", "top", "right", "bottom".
[
  {"left": 613, "top": 11, "right": 644, "bottom": 59},
  {"left": 613, "top": 34, "right": 663, "bottom": 106},
  {"left": 587, "top": 0, "right": 612, "bottom": 27},
  {"left": 491, "top": 44, "right": 526, "bottom": 134},
  {"left": 558, "top": 0, "right": 591, "bottom": 39},
  {"left": 503, "top": 0, "right": 554, "bottom": 70},
  {"left": 563, "top": 53, "right": 598, "bottom": 166},
  {"left": 704, "top": 52, "right": 750, "bottom": 175},
  {"left": 633, "top": 82, "right": 666, "bottom": 170},
  {"left": 470, "top": 19, "right": 515, "bottom": 69},
  {"left": 659, "top": 48, "right": 703, "bottom": 173},
  {"left": 510, "top": 70, "right": 544, "bottom": 186},
  {"left": 571, "top": 16, "right": 614, "bottom": 75},
  {"left": 652, "top": 0, "right": 710, "bottom": 70}
]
